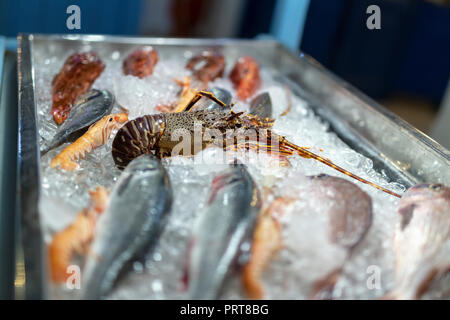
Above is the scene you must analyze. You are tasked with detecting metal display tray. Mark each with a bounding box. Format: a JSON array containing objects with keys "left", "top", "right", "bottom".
[{"left": 16, "top": 34, "right": 450, "bottom": 299}]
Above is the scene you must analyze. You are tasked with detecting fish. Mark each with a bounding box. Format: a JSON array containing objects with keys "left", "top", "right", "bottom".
[
  {"left": 242, "top": 174, "right": 372, "bottom": 299},
  {"left": 229, "top": 56, "right": 261, "bottom": 101},
  {"left": 41, "top": 89, "right": 115, "bottom": 155},
  {"left": 48, "top": 187, "right": 109, "bottom": 283},
  {"left": 249, "top": 92, "right": 272, "bottom": 119},
  {"left": 383, "top": 183, "right": 450, "bottom": 300},
  {"left": 186, "top": 163, "right": 261, "bottom": 299},
  {"left": 80, "top": 154, "right": 173, "bottom": 299},
  {"left": 185, "top": 51, "right": 225, "bottom": 84},
  {"left": 122, "top": 46, "right": 159, "bottom": 78},
  {"left": 51, "top": 52, "right": 105, "bottom": 125}
]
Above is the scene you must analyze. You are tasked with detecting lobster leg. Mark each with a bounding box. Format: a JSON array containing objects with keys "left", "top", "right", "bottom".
[{"left": 183, "top": 90, "right": 229, "bottom": 112}]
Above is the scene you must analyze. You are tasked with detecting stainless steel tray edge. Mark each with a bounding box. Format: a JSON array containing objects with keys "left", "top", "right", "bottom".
[
  {"left": 16, "top": 33, "right": 450, "bottom": 299},
  {"left": 17, "top": 34, "right": 46, "bottom": 299}
]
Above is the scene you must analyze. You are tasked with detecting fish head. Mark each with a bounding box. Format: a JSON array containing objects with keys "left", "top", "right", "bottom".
[
  {"left": 126, "top": 154, "right": 161, "bottom": 172},
  {"left": 208, "top": 163, "right": 248, "bottom": 204},
  {"left": 398, "top": 183, "right": 450, "bottom": 229},
  {"left": 402, "top": 183, "right": 449, "bottom": 202},
  {"left": 52, "top": 107, "right": 69, "bottom": 125}
]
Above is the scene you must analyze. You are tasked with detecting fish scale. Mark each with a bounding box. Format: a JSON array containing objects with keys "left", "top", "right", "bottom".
[
  {"left": 80, "top": 154, "right": 172, "bottom": 299},
  {"left": 186, "top": 163, "right": 261, "bottom": 299}
]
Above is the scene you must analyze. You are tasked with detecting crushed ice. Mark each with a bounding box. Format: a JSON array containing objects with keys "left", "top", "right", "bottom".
[{"left": 33, "top": 46, "right": 437, "bottom": 300}]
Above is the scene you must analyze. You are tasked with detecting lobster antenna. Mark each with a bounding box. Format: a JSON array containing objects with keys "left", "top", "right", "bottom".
[{"left": 281, "top": 139, "right": 402, "bottom": 198}]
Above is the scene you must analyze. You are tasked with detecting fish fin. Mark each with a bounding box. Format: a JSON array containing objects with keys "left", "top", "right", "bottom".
[
  {"left": 381, "top": 267, "right": 446, "bottom": 300},
  {"left": 415, "top": 267, "right": 443, "bottom": 299},
  {"left": 309, "top": 269, "right": 342, "bottom": 300},
  {"left": 398, "top": 204, "right": 415, "bottom": 230}
]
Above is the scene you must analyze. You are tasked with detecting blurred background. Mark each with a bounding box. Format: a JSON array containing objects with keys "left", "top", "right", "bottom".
[{"left": 0, "top": 0, "right": 449, "bottom": 146}]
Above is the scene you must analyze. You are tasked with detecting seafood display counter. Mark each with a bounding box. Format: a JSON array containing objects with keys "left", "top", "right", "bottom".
[{"left": 17, "top": 34, "right": 450, "bottom": 300}]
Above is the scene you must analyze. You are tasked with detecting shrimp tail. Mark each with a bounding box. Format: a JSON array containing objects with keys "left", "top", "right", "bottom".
[{"left": 48, "top": 187, "right": 109, "bottom": 283}]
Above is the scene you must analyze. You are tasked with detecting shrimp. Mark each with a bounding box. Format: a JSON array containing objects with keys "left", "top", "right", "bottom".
[
  {"left": 48, "top": 187, "right": 109, "bottom": 283},
  {"left": 242, "top": 195, "right": 294, "bottom": 299},
  {"left": 50, "top": 113, "right": 128, "bottom": 171}
]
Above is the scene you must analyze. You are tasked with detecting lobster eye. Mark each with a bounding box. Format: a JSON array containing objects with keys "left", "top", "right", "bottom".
[{"left": 109, "top": 118, "right": 113, "bottom": 122}]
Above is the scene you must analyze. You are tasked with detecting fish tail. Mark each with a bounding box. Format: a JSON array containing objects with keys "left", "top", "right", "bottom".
[
  {"left": 309, "top": 269, "right": 342, "bottom": 300},
  {"left": 380, "top": 266, "right": 444, "bottom": 300}
]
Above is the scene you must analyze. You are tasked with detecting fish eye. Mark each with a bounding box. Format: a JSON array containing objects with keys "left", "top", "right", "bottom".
[
  {"left": 429, "top": 184, "right": 443, "bottom": 191},
  {"left": 109, "top": 118, "right": 113, "bottom": 122}
]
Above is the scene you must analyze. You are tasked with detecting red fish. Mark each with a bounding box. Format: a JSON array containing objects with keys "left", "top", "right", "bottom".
[
  {"left": 229, "top": 56, "right": 261, "bottom": 101},
  {"left": 51, "top": 52, "right": 105, "bottom": 125},
  {"left": 185, "top": 51, "right": 225, "bottom": 85},
  {"left": 123, "top": 46, "right": 159, "bottom": 78}
]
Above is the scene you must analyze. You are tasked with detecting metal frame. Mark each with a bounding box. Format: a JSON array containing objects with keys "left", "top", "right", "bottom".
[
  {"left": 16, "top": 33, "right": 450, "bottom": 299},
  {"left": 17, "top": 34, "right": 44, "bottom": 299}
]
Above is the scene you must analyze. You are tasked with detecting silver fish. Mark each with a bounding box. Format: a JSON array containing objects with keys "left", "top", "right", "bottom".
[
  {"left": 249, "top": 92, "right": 272, "bottom": 118},
  {"left": 41, "top": 89, "right": 114, "bottom": 155},
  {"left": 195, "top": 87, "right": 232, "bottom": 111},
  {"left": 186, "top": 163, "right": 261, "bottom": 299},
  {"left": 384, "top": 183, "right": 450, "bottom": 299},
  {"left": 80, "top": 154, "right": 172, "bottom": 299}
]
